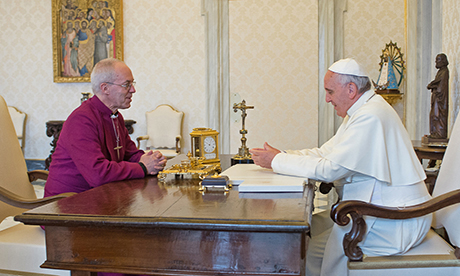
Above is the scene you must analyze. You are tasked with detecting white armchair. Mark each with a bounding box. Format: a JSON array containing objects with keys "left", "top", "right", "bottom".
[
  {"left": 0, "top": 95, "right": 74, "bottom": 276},
  {"left": 136, "top": 104, "right": 184, "bottom": 158},
  {"left": 7, "top": 106, "right": 26, "bottom": 152},
  {"left": 331, "top": 117, "right": 460, "bottom": 276}
]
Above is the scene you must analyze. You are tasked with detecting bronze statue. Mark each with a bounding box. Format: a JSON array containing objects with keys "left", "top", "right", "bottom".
[{"left": 427, "top": 53, "right": 449, "bottom": 139}]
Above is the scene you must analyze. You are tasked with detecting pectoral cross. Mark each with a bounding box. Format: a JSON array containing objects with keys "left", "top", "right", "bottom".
[
  {"left": 111, "top": 114, "right": 123, "bottom": 161},
  {"left": 114, "top": 144, "right": 123, "bottom": 160}
]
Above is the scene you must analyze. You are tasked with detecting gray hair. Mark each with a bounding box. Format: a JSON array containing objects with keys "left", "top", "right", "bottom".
[
  {"left": 336, "top": 73, "right": 371, "bottom": 94},
  {"left": 91, "top": 58, "right": 125, "bottom": 94}
]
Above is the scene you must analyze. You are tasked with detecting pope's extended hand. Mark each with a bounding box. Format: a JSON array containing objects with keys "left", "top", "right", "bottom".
[
  {"left": 249, "top": 142, "right": 281, "bottom": 169},
  {"left": 140, "top": 150, "right": 167, "bottom": 175}
]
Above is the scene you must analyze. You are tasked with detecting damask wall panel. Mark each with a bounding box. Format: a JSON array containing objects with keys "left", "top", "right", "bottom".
[
  {"left": 342, "top": 0, "right": 405, "bottom": 122},
  {"left": 0, "top": 0, "right": 90, "bottom": 159},
  {"left": 0, "top": 0, "right": 205, "bottom": 159},
  {"left": 229, "top": 0, "right": 318, "bottom": 153},
  {"left": 122, "top": 0, "right": 206, "bottom": 156},
  {"left": 343, "top": 0, "right": 405, "bottom": 84},
  {"left": 4, "top": 0, "right": 447, "bottom": 161}
]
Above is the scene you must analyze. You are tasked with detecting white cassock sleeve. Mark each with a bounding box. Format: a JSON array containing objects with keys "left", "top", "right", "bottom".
[{"left": 271, "top": 151, "right": 353, "bottom": 183}]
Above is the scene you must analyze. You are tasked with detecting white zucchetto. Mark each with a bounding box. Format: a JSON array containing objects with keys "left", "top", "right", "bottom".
[{"left": 328, "top": 58, "right": 368, "bottom": 77}]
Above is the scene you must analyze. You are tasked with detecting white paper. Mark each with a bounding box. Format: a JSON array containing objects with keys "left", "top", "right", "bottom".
[
  {"left": 222, "top": 164, "right": 306, "bottom": 193},
  {"left": 0, "top": 216, "right": 20, "bottom": 231},
  {"left": 239, "top": 192, "right": 304, "bottom": 199}
]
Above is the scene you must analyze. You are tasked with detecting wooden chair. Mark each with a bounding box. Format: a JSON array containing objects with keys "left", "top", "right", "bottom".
[
  {"left": 0, "top": 95, "right": 74, "bottom": 276},
  {"left": 136, "top": 104, "right": 184, "bottom": 158},
  {"left": 331, "top": 118, "right": 460, "bottom": 276},
  {"left": 7, "top": 105, "right": 27, "bottom": 153},
  {"left": 332, "top": 190, "right": 460, "bottom": 275}
]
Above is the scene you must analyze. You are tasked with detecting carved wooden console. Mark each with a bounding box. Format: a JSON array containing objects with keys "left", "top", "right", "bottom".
[{"left": 45, "top": 119, "right": 136, "bottom": 170}]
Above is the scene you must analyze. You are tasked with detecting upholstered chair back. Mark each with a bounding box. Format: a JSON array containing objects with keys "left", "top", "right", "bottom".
[
  {"left": 146, "top": 104, "right": 183, "bottom": 149},
  {"left": 7, "top": 105, "right": 26, "bottom": 152},
  {"left": 0, "top": 95, "right": 36, "bottom": 223},
  {"left": 134, "top": 104, "right": 184, "bottom": 158}
]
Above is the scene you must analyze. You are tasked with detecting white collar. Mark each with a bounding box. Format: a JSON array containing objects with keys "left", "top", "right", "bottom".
[{"left": 347, "top": 89, "right": 375, "bottom": 117}]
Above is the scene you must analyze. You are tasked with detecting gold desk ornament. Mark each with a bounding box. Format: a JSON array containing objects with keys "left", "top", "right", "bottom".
[
  {"left": 190, "top": 127, "right": 220, "bottom": 164},
  {"left": 232, "top": 100, "right": 254, "bottom": 165},
  {"left": 158, "top": 152, "right": 221, "bottom": 181}
]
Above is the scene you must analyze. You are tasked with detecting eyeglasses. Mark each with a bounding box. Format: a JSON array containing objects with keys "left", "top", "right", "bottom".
[{"left": 105, "top": 81, "right": 136, "bottom": 90}]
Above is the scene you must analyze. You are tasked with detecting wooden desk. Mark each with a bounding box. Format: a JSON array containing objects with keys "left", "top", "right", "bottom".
[{"left": 16, "top": 167, "right": 314, "bottom": 275}]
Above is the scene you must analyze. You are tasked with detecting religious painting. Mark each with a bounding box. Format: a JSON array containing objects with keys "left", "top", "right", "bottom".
[{"left": 52, "top": 0, "right": 123, "bottom": 83}]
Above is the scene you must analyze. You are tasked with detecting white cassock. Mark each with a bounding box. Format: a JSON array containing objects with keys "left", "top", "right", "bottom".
[
  {"left": 432, "top": 116, "right": 460, "bottom": 247},
  {"left": 272, "top": 90, "right": 432, "bottom": 276}
]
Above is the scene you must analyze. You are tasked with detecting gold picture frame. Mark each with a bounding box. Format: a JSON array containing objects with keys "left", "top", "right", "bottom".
[{"left": 52, "top": 0, "right": 123, "bottom": 83}]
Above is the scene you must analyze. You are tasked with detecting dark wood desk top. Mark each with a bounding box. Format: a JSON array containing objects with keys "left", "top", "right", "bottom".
[
  {"left": 19, "top": 153, "right": 310, "bottom": 232},
  {"left": 16, "top": 156, "right": 313, "bottom": 275},
  {"left": 17, "top": 176, "right": 310, "bottom": 232}
]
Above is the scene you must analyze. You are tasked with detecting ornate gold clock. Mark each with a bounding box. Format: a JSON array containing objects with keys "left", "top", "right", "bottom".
[{"left": 190, "top": 128, "right": 219, "bottom": 164}]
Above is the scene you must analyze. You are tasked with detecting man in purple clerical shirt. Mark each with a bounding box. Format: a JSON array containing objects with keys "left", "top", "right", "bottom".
[{"left": 45, "top": 58, "right": 167, "bottom": 197}]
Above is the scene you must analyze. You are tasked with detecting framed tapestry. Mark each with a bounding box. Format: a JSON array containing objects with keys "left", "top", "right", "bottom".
[{"left": 52, "top": 0, "right": 123, "bottom": 83}]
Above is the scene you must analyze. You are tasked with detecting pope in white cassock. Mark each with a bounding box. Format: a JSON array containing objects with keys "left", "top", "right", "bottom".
[{"left": 250, "top": 58, "right": 432, "bottom": 276}]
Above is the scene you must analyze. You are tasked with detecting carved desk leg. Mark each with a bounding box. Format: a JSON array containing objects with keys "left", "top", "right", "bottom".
[{"left": 45, "top": 121, "right": 64, "bottom": 170}]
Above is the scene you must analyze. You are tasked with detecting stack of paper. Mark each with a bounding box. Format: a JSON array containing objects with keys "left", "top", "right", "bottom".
[{"left": 221, "top": 164, "right": 306, "bottom": 192}]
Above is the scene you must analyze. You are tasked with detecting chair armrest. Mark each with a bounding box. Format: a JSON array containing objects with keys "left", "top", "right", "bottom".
[
  {"left": 175, "top": 135, "right": 181, "bottom": 153},
  {"left": 331, "top": 189, "right": 460, "bottom": 262},
  {"left": 0, "top": 185, "right": 75, "bottom": 209},
  {"left": 28, "top": 170, "right": 49, "bottom": 182},
  {"left": 136, "top": 135, "right": 149, "bottom": 149}
]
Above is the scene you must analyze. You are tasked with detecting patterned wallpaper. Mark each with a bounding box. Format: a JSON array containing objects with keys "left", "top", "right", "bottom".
[
  {"left": 229, "top": 0, "right": 319, "bottom": 153},
  {"left": 343, "top": 0, "right": 406, "bottom": 120},
  {"left": 2, "top": 0, "right": 458, "bottom": 160},
  {"left": 0, "top": 0, "right": 206, "bottom": 159},
  {"left": 443, "top": 0, "right": 460, "bottom": 128},
  {"left": 344, "top": 0, "right": 405, "bottom": 84},
  {"left": 0, "top": 0, "right": 319, "bottom": 160}
]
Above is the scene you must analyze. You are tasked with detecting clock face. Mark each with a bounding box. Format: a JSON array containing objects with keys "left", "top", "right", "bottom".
[{"left": 203, "top": 136, "right": 216, "bottom": 153}]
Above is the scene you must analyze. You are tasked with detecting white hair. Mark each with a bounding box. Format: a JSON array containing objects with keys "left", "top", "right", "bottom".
[{"left": 90, "top": 58, "right": 125, "bottom": 94}]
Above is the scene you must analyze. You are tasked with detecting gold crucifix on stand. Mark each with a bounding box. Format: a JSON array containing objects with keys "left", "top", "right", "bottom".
[{"left": 231, "top": 100, "right": 254, "bottom": 165}]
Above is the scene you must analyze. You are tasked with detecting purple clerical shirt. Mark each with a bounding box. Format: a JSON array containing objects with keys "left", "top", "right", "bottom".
[{"left": 45, "top": 96, "right": 145, "bottom": 196}]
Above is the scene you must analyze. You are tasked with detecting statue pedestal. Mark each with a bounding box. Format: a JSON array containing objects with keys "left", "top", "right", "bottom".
[
  {"left": 376, "top": 89, "right": 400, "bottom": 94},
  {"left": 421, "top": 135, "right": 449, "bottom": 145}
]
